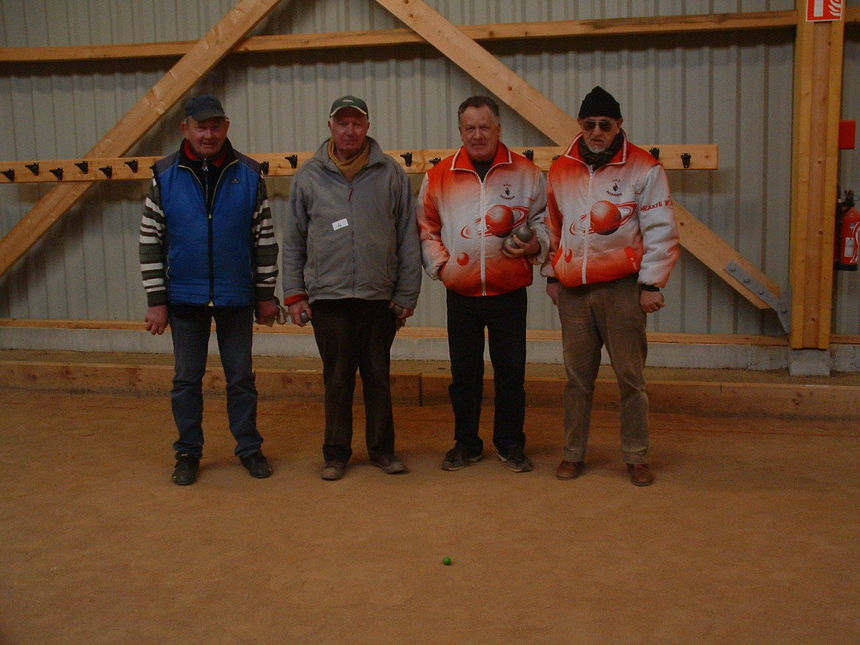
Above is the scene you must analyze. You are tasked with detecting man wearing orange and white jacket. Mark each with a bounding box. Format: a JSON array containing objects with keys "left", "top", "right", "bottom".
[
  {"left": 418, "top": 95, "right": 549, "bottom": 473},
  {"left": 543, "top": 86, "right": 680, "bottom": 486}
]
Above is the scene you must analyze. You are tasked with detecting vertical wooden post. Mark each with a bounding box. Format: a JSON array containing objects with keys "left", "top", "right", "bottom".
[{"left": 790, "top": 1, "right": 844, "bottom": 349}]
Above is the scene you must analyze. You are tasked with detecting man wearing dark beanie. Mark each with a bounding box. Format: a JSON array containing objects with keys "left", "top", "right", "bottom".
[{"left": 542, "top": 86, "right": 680, "bottom": 486}]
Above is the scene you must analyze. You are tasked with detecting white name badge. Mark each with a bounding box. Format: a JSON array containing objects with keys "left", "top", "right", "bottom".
[{"left": 332, "top": 218, "right": 349, "bottom": 231}]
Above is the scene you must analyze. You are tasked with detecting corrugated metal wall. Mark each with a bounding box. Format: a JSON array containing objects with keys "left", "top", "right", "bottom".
[{"left": 1, "top": 0, "right": 858, "bottom": 338}]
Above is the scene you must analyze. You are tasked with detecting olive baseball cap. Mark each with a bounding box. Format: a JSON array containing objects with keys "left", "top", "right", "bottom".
[{"left": 329, "top": 95, "right": 369, "bottom": 118}]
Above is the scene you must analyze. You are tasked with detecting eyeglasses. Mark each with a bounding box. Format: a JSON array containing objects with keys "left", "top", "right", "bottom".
[{"left": 582, "top": 119, "right": 615, "bottom": 133}]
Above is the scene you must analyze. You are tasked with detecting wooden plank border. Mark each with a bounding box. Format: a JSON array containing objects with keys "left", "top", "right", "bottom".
[
  {"left": 0, "top": 11, "right": 819, "bottom": 64},
  {"left": 0, "top": 317, "right": 795, "bottom": 347}
]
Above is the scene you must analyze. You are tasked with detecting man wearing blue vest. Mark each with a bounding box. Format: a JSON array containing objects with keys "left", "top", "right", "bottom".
[{"left": 140, "top": 95, "right": 280, "bottom": 485}]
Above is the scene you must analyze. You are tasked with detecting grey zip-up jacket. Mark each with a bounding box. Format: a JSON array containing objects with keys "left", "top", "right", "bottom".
[{"left": 283, "top": 137, "right": 421, "bottom": 308}]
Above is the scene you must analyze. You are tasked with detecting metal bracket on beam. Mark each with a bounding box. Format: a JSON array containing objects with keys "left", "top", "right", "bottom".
[{"left": 726, "top": 261, "right": 791, "bottom": 333}]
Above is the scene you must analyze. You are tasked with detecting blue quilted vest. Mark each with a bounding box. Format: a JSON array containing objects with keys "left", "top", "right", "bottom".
[{"left": 155, "top": 150, "right": 261, "bottom": 307}]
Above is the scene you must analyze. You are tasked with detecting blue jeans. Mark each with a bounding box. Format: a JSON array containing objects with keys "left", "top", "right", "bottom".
[
  {"left": 446, "top": 288, "right": 528, "bottom": 456},
  {"left": 168, "top": 304, "right": 263, "bottom": 458}
]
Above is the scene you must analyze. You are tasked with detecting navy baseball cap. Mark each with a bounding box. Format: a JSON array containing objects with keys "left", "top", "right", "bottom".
[{"left": 184, "top": 95, "right": 227, "bottom": 121}]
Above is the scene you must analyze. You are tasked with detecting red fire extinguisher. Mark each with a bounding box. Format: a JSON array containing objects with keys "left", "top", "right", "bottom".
[{"left": 835, "top": 190, "right": 860, "bottom": 271}]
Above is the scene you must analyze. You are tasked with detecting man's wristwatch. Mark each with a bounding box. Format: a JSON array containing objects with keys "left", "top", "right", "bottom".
[{"left": 640, "top": 284, "right": 660, "bottom": 292}]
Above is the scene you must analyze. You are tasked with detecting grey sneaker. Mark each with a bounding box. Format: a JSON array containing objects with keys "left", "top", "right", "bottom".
[
  {"left": 371, "top": 455, "right": 408, "bottom": 474},
  {"left": 441, "top": 444, "right": 483, "bottom": 471},
  {"left": 321, "top": 460, "right": 346, "bottom": 481},
  {"left": 498, "top": 449, "right": 533, "bottom": 473}
]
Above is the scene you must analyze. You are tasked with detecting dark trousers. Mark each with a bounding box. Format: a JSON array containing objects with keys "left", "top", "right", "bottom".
[
  {"left": 446, "top": 287, "right": 527, "bottom": 456},
  {"left": 168, "top": 304, "right": 263, "bottom": 458},
  {"left": 311, "top": 299, "right": 398, "bottom": 463}
]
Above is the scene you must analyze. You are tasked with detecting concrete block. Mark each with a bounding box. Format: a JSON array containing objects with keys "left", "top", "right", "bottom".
[
  {"left": 788, "top": 349, "right": 832, "bottom": 376},
  {"left": 832, "top": 344, "right": 860, "bottom": 373}
]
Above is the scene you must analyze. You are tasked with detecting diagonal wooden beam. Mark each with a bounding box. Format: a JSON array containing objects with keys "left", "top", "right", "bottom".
[
  {"left": 0, "top": 0, "right": 283, "bottom": 278},
  {"left": 375, "top": 0, "right": 778, "bottom": 312},
  {"left": 375, "top": 0, "right": 577, "bottom": 144}
]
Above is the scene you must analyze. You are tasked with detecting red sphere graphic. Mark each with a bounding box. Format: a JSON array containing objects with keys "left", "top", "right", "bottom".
[
  {"left": 456, "top": 252, "right": 470, "bottom": 266},
  {"left": 590, "top": 200, "right": 622, "bottom": 235},
  {"left": 484, "top": 204, "right": 515, "bottom": 237}
]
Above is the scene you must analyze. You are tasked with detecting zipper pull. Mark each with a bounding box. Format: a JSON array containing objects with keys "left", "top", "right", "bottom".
[{"left": 348, "top": 187, "right": 353, "bottom": 202}]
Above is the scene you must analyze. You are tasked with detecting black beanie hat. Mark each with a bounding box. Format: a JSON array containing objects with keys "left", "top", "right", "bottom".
[{"left": 578, "top": 86, "right": 622, "bottom": 119}]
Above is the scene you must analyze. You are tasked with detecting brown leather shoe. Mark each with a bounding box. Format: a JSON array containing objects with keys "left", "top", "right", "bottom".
[
  {"left": 627, "top": 463, "right": 655, "bottom": 486},
  {"left": 556, "top": 460, "right": 584, "bottom": 480}
]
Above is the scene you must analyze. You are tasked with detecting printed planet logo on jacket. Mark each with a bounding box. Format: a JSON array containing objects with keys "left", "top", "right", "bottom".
[
  {"left": 546, "top": 133, "right": 679, "bottom": 288},
  {"left": 417, "top": 142, "right": 549, "bottom": 297}
]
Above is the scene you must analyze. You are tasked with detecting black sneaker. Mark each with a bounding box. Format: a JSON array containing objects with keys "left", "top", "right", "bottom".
[
  {"left": 172, "top": 453, "right": 200, "bottom": 485},
  {"left": 498, "top": 449, "right": 533, "bottom": 473},
  {"left": 240, "top": 451, "right": 273, "bottom": 479},
  {"left": 441, "top": 444, "right": 483, "bottom": 471}
]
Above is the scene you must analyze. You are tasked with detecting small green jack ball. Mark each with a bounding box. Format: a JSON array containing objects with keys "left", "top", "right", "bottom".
[{"left": 442, "top": 557, "right": 452, "bottom": 566}]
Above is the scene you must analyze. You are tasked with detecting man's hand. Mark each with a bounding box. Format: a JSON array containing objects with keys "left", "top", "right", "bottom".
[
  {"left": 640, "top": 289, "right": 665, "bottom": 314},
  {"left": 546, "top": 282, "right": 560, "bottom": 306},
  {"left": 288, "top": 300, "right": 312, "bottom": 326},
  {"left": 144, "top": 305, "right": 168, "bottom": 335},
  {"left": 255, "top": 299, "right": 279, "bottom": 326},
  {"left": 503, "top": 235, "right": 540, "bottom": 259},
  {"left": 390, "top": 302, "right": 413, "bottom": 330},
  {"left": 390, "top": 302, "right": 414, "bottom": 320}
]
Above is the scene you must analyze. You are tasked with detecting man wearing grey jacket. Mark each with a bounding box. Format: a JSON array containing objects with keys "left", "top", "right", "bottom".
[{"left": 282, "top": 96, "right": 422, "bottom": 481}]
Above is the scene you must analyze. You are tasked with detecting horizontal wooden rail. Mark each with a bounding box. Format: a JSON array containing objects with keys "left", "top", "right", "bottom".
[
  {"left": 0, "top": 145, "right": 718, "bottom": 184},
  {"left": 0, "top": 318, "right": 796, "bottom": 346},
  {"left": 0, "top": 10, "right": 820, "bottom": 64}
]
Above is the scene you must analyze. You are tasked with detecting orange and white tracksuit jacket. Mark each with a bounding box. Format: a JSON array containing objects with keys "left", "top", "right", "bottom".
[
  {"left": 542, "top": 133, "right": 680, "bottom": 288},
  {"left": 417, "top": 143, "right": 549, "bottom": 297}
]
